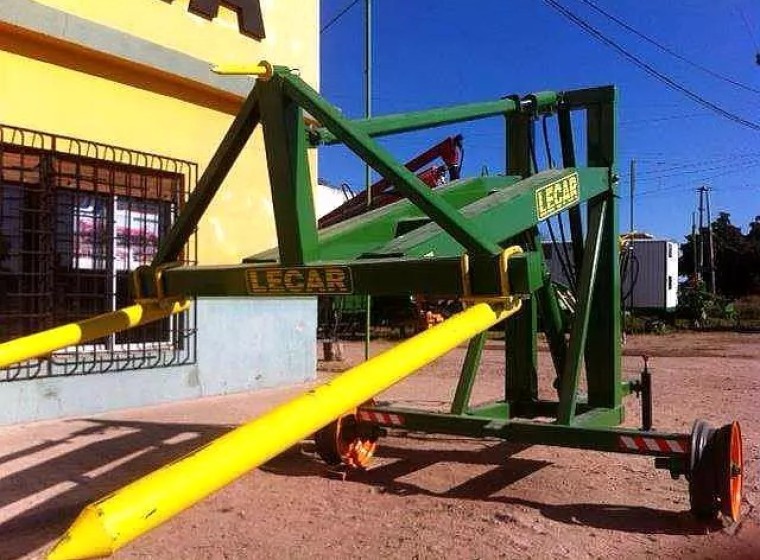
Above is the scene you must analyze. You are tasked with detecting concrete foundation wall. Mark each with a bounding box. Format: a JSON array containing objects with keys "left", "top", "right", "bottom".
[{"left": 0, "top": 298, "right": 317, "bottom": 425}]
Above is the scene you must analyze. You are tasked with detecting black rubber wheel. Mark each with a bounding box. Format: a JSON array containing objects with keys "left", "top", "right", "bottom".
[
  {"left": 688, "top": 419, "right": 719, "bottom": 520},
  {"left": 314, "top": 415, "right": 354, "bottom": 466},
  {"left": 314, "top": 413, "right": 379, "bottom": 469}
]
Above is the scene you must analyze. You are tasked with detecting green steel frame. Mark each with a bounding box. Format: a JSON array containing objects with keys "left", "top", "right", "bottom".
[{"left": 137, "top": 65, "right": 693, "bottom": 476}]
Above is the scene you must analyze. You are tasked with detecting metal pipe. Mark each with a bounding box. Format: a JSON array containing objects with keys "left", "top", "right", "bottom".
[
  {"left": 47, "top": 299, "right": 521, "bottom": 560},
  {"left": 364, "top": 0, "right": 373, "bottom": 361},
  {"left": 314, "top": 98, "right": 521, "bottom": 145},
  {"left": 211, "top": 61, "right": 273, "bottom": 80},
  {"left": 641, "top": 356, "right": 653, "bottom": 431},
  {"left": 0, "top": 300, "right": 189, "bottom": 369},
  {"left": 629, "top": 159, "right": 636, "bottom": 234},
  {"left": 152, "top": 88, "right": 261, "bottom": 264}
]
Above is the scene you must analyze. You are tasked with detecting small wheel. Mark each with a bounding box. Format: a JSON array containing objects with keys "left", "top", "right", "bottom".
[
  {"left": 688, "top": 420, "right": 744, "bottom": 522},
  {"left": 314, "top": 410, "right": 378, "bottom": 470},
  {"left": 689, "top": 419, "right": 718, "bottom": 520},
  {"left": 716, "top": 421, "right": 743, "bottom": 522}
]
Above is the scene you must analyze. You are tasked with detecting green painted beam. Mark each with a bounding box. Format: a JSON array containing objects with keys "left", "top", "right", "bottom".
[
  {"left": 466, "top": 401, "right": 511, "bottom": 420},
  {"left": 525, "top": 227, "right": 568, "bottom": 386},
  {"left": 370, "top": 167, "right": 609, "bottom": 259},
  {"left": 584, "top": 89, "right": 622, "bottom": 410},
  {"left": 258, "top": 83, "right": 319, "bottom": 265},
  {"left": 136, "top": 249, "right": 542, "bottom": 299},
  {"left": 312, "top": 99, "right": 519, "bottom": 146},
  {"left": 502, "top": 420, "right": 685, "bottom": 457},
  {"left": 244, "top": 175, "right": 521, "bottom": 263},
  {"left": 280, "top": 72, "right": 502, "bottom": 257},
  {"left": 571, "top": 406, "right": 625, "bottom": 428},
  {"left": 557, "top": 200, "right": 607, "bottom": 424},
  {"left": 450, "top": 332, "right": 488, "bottom": 415},
  {"left": 134, "top": 256, "right": 471, "bottom": 299},
  {"left": 557, "top": 104, "right": 585, "bottom": 273},
  {"left": 358, "top": 406, "right": 688, "bottom": 457},
  {"left": 153, "top": 88, "right": 260, "bottom": 265}
]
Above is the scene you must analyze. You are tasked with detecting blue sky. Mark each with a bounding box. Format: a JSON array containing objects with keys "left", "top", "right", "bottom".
[{"left": 317, "top": 0, "right": 760, "bottom": 242}]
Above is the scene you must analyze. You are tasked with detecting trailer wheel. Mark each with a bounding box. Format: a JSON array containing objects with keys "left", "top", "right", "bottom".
[
  {"left": 688, "top": 420, "right": 744, "bottom": 522},
  {"left": 716, "top": 421, "right": 743, "bottom": 522},
  {"left": 314, "top": 410, "right": 378, "bottom": 469},
  {"left": 688, "top": 419, "right": 718, "bottom": 520}
]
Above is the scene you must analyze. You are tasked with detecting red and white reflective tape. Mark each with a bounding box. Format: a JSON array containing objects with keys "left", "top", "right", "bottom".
[
  {"left": 618, "top": 435, "right": 688, "bottom": 454},
  {"left": 357, "top": 409, "right": 404, "bottom": 426}
]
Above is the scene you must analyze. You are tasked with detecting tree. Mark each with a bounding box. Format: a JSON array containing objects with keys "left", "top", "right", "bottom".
[
  {"left": 746, "top": 216, "right": 760, "bottom": 292},
  {"left": 680, "top": 213, "right": 760, "bottom": 297}
]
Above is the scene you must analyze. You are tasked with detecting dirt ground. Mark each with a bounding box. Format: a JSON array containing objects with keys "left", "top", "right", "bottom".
[{"left": 0, "top": 331, "right": 758, "bottom": 560}]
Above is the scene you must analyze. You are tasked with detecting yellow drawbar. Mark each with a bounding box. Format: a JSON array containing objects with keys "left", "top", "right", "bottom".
[
  {"left": 0, "top": 300, "right": 189, "bottom": 369},
  {"left": 47, "top": 299, "right": 521, "bottom": 560}
]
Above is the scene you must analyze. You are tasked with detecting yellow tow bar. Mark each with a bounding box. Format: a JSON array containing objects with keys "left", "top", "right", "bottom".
[
  {"left": 47, "top": 298, "right": 521, "bottom": 560},
  {"left": 0, "top": 300, "right": 190, "bottom": 369}
]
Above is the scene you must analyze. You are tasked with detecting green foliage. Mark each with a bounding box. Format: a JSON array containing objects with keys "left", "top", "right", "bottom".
[
  {"left": 677, "top": 281, "right": 738, "bottom": 329},
  {"left": 735, "top": 295, "right": 760, "bottom": 323},
  {"left": 623, "top": 312, "right": 670, "bottom": 335},
  {"left": 677, "top": 282, "right": 708, "bottom": 326},
  {"left": 680, "top": 213, "right": 760, "bottom": 297}
]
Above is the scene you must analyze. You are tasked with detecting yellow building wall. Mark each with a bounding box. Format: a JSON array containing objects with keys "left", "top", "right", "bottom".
[
  {"left": 31, "top": 0, "right": 317, "bottom": 71},
  {"left": 0, "top": 0, "right": 319, "bottom": 264}
]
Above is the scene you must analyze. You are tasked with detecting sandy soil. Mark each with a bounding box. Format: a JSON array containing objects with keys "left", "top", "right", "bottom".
[{"left": 0, "top": 331, "right": 758, "bottom": 560}]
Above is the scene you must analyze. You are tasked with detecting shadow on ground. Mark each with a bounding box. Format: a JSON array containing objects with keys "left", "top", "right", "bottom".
[
  {"left": 265, "top": 438, "right": 712, "bottom": 537},
  {"left": 0, "top": 419, "right": 230, "bottom": 560},
  {"left": 1, "top": 422, "right": 715, "bottom": 560}
]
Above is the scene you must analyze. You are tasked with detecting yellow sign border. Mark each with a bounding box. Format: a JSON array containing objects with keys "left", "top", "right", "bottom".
[{"left": 535, "top": 172, "right": 580, "bottom": 221}]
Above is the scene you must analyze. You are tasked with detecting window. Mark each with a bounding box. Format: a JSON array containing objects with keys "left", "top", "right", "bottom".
[{"left": 0, "top": 125, "right": 197, "bottom": 380}]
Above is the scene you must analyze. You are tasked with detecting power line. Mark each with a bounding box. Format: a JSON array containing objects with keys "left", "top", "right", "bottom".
[
  {"left": 636, "top": 161, "right": 760, "bottom": 183},
  {"left": 576, "top": 0, "right": 760, "bottom": 95},
  {"left": 542, "top": 0, "right": 760, "bottom": 132},
  {"left": 618, "top": 150, "right": 760, "bottom": 162},
  {"left": 636, "top": 161, "right": 760, "bottom": 197},
  {"left": 619, "top": 112, "right": 711, "bottom": 126},
  {"left": 321, "top": 0, "right": 361, "bottom": 34},
  {"left": 633, "top": 156, "right": 760, "bottom": 178},
  {"left": 637, "top": 181, "right": 758, "bottom": 199}
]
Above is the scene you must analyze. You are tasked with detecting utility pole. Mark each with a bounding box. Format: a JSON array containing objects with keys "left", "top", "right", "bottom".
[
  {"left": 705, "top": 186, "right": 716, "bottom": 294},
  {"left": 629, "top": 159, "right": 635, "bottom": 234},
  {"left": 627, "top": 159, "right": 636, "bottom": 321},
  {"left": 696, "top": 185, "right": 716, "bottom": 293},
  {"left": 697, "top": 187, "right": 705, "bottom": 286},
  {"left": 691, "top": 211, "right": 698, "bottom": 285}
]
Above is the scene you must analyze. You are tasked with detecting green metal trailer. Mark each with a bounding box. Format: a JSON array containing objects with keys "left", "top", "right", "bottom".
[{"left": 132, "top": 62, "right": 744, "bottom": 523}]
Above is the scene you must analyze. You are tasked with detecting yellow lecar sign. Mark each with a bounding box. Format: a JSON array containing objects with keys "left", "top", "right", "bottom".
[
  {"left": 535, "top": 172, "right": 580, "bottom": 220},
  {"left": 246, "top": 266, "right": 353, "bottom": 295}
]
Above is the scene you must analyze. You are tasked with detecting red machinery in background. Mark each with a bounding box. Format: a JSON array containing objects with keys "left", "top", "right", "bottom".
[
  {"left": 318, "top": 135, "right": 464, "bottom": 229},
  {"left": 317, "top": 135, "right": 466, "bottom": 338}
]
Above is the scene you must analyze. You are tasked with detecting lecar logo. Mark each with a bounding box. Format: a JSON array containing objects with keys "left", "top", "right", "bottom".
[{"left": 162, "top": 0, "right": 265, "bottom": 40}]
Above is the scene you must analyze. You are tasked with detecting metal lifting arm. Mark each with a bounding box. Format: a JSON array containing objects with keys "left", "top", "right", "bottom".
[
  {"left": 152, "top": 88, "right": 262, "bottom": 265},
  {"left": 280, "top": 71, "right": 502, "bottom": 258},
  {"left": 47, "top": 298, "right": 521, "bottom": 560},
  {"left": 318, "top": 135, "right": 464, "bottom": 228},
  {"left": 309, "top": 94, "right": 558, "bottom": 146}
]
